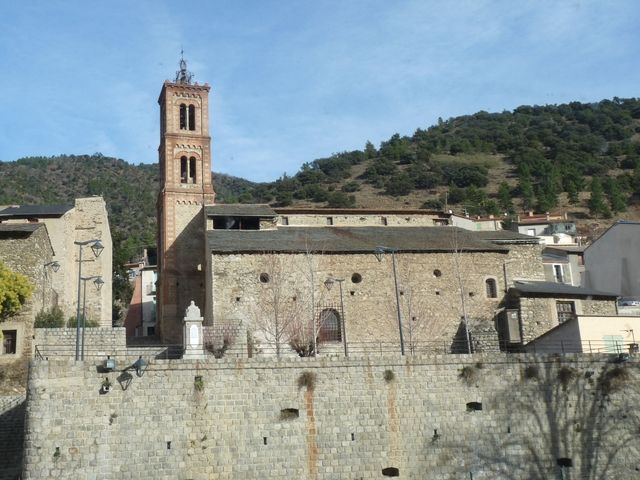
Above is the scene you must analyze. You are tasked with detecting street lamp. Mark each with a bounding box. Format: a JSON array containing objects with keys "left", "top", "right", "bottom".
[
  {"left": 41, "top": 261, "right": 60, "bottom": 311},
  {"left": 324, "top": 276, "right": 348, "bottom": 357},
  {"left": 80, "top": 275, "right": 104, "bottom": 360},
  {"left": 74, "top": 239, "right": 104, "bottom": 360},
  {"left": 374, "top": 246, "right": 405, "bottom": 355}
]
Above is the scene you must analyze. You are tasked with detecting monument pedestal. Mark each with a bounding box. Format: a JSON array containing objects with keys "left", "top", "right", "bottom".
[{"left": 182, "top": 301, "right": 206, "bottom": 360}]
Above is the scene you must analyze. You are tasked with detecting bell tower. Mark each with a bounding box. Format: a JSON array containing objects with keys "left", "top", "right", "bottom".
[{"left": 157, "top": 55, "right": 215, "bottom": 342}]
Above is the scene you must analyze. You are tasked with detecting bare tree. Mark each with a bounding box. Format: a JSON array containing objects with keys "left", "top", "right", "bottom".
[
  {"left": 251, "top": 254, "right": 305, "bottom": 357},
  {"left": 383, "top": 258, "right": 451, "bottom": 354}
]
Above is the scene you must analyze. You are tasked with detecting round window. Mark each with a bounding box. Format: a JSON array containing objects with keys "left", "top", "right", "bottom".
[
  {"left": 259, "top": 273, "right": 270, "bottom": 283},
  {"left": 433, "top": 269, "right": 442, "bottom": 278},
  {"left": 351, "top": 273, "right": 362, "bottom": 284}
]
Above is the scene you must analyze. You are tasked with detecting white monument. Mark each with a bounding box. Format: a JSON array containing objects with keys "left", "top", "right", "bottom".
[{"left": 182, "top": 301, "right": 206, "bottom": 359}]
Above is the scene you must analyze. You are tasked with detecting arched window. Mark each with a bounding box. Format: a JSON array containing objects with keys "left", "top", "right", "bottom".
[
  {"left": 180, "top": 156, "right": 188, "bottom": 183},
  {"left": 318, "top": 308, "right": 341, "bottom": 342},
  {"left": 179, "top": 104, "right": 187, "bottom": 130},
  {"left": 188, "top": 104, "right": 196, "bottom": 131},
  {"left": 485, "top": 278, "right": 497, "bottom": 298},
  {"left": 189, "top": 157, "right": 197, "bottom": 183}
]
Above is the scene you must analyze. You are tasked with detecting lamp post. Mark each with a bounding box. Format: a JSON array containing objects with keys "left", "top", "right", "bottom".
[
  {"left": 41, "top": 261, "right": 60, "bottom": 311},
  {"left": 324, "top": 276, "right": 348, "bottom": 357},
  {"left": 80, "top": 275, "right": 104, "bottom": 360},
  {"left": 74, "top": 239, "right": 104, "bottom": 360},
  {"left": 374, "top": 246, "right": 405, "bottom": 355}
]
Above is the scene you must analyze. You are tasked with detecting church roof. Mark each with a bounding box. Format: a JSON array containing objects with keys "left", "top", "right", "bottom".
[
  {"left": 474, "top": 230, "right": 540, "bottom": 244},
  {"left": 205, "top": 204, "right": 276, "bottom": 217},
  {"left": 208, "top": 226, "right": 508, "bottom": 254}
]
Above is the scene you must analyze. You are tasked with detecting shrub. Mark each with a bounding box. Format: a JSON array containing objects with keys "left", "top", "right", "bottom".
[
  {"left": 35, "top": 306, "right": 66, "bottom": 328},
  {"left": 297, "top": 371, "right": 316, "bottom": 390},
  {"left": 66, "top": 316, "right": 100, "bottom": 328},
  {"left": 557, "top": 366, "right": 576, "bottom": 390},
  {"left": 459, "top": 365, "right": 479, "bottom": 386},
  {"left": 600, "top": 366, "right": 630, "bottom": 395}
]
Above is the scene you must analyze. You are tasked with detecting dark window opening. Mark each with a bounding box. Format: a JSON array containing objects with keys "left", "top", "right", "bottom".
[
  {"left": 433, "top": 269, "right": 442, "bottom": 278},
  {"left": 326, "top": 217, "right": 333, "bottom": 225},
  {"left": 259, "top": 273, "right": 270, "bottom": 283},
  {"left": 318, "top": 309, "right": 341, "bottom": 342},
  {"left": 466, "top": 401, "right": 483, "bottom": 412},
  {"left": 382, "top": 467, "right": 400, "bottom": 477},
  {"left": 212, "top": 216, "right": 260, "bottom": 230},
  {"left": 280, "top": 408, "right": 299, "bottom": 420},
  {"left": 188, "top": 104, "right": 196, "bottom": 131},
  {"left": 2, "top": 330, "right": 16, "bottom": 354},
  {"left": 556, "top": 301, "right": 576, "bottom": 324},
  {"left": 351, "top": 273, "right": 362, "bottom": 283},
  {"left": 485, "top": 278, "right": 497, "bottom": 298},
  {"left": 557, "top": 458, "right": 573, "bottom": 468},
  {"left": 179, "top": 104, "right": 187, "bottom": 130},
  {"left": 281, "top": 216, "right": 289, "bottom": 225},
  {"left": 189, "top": 157, "right": 197, "bottom": 183},
  {"left": 180, "top": 156, "right": 188, "bottom": 184}
]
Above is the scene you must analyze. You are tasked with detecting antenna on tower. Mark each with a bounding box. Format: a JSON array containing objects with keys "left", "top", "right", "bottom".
[{"left": 175, "top": 49, "right": 193, "bottom": 84}]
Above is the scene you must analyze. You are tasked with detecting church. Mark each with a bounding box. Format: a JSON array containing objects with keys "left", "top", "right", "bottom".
[{"left": 156, "top": 60, "right": 617, "bottom": 355}]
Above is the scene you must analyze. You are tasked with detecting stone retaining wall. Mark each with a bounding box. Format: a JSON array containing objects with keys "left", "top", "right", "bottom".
[{"left": 22, "top": 353, "right": 640, "bottom": 479}]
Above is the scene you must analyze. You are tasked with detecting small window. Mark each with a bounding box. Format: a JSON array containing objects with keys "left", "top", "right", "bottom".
[
  {"left": 553, "top": 264, "right": 565, "bottom": 283},
  {"left": 485, "top": 278, "right": 497, "bottom": 298},
  {"left": 281, "top": 216, "right": 289, "bottom": 225},
  {"left": 180, "top": 156, "right": 188, "bottom": 183},
  {"left": 326, "top": 217, "right": 333, "bottom": 226},
  {"left": 433, "top": 269, "right": 442, "bottom": 278},
  {"left": 318, "top": 309, "right": 341, "bottom": 342},
  {"left": 556, "top": 301, "right": 576, "bottom": 324},
  {"left": 381, "top": 217, "right": 388, "bottom": 226},
  {"left": 179, "top": 104, "right": 187, "bottom": 130},
  {"left": 351, "top": 273, "right": 362, "bottom": 284},
  {"left": 259, "top": 273, "right": 270, "bottom": 283},
  {"left": 189, "top": 157, "right": 197, "bottom": 183},
  {"left": 188, "top": 104, "right": 196, "bottom": 131},
  {"left": 2, "top": 330, "right": 17, "bottom": 354}
]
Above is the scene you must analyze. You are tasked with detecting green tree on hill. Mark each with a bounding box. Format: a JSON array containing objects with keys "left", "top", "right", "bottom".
[{"left": 588, "top": 178, "right": 611, "bottom": 218}]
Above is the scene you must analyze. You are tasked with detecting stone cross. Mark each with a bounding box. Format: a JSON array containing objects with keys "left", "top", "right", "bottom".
[{"left": 182, "top": 300, "right": 206, "bottom": 360}]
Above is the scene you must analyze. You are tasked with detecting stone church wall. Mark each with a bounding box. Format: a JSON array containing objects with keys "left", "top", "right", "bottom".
[
  {"left": 22, "top": 353, "right": 640, "bottom": 479},
  {"left": 210, "top": 248, "right": 545, "bottom": 353}
]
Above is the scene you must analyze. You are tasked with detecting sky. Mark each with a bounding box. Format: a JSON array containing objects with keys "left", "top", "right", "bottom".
[{"left": 0, "top": 1, "right": 639, "bottom": 182}]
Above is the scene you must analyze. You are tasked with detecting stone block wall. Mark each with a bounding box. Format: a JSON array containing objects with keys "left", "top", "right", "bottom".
[
  {"left": 210, "top": 248, "right": 544, "bottom": 354},
  {"left": 0, "top": 225, "right": 53, "bottom": 360},
  {"left": 41, "top": 197, "right": 113, "bottom": 327},
  {"left": 516, "top": 297, "right": 618, "bottom": 344},
  {"left": 22, "top": 353, "right": 640, "bottom": 479},
  {"left": 34, "top": 328, "right": 126, "bottom": 360}
]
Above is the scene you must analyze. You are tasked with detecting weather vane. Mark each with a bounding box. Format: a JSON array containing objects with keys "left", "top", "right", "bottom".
[{"left": 175, "top": 48, "right": 194, "bottom": 84}]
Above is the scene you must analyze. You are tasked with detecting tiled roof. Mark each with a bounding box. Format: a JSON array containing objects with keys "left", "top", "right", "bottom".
[
  {"left": 205, "top": 204, "right": 276, "bottom": 217},
  {"left": 208, "top": 226, "right": 508, "bottom": 254},
  {"left": 511, "top": 280, "right": 617, "bottom": 298},
  {"left": 0, "top": 204, "right": 73, "bottom": 218}
]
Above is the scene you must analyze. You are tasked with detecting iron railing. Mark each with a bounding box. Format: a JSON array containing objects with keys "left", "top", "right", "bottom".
[{"left": 32, "top": 338, "right": 640, "bottom": 360}]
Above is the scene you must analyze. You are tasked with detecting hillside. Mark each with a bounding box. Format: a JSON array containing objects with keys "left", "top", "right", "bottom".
[{"left": 2, "top": 97, "right": 640, "bottom": 302}]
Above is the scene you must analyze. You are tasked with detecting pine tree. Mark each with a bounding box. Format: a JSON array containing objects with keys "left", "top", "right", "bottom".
[
  {"left": 588, "top": 178, "right": 611, "bottom": 218},
  {"left": 603, "top": 177, "right": 626, "bottom": 213},
  {"left": 497, "top": 182, "right": 514, "bottom": 213}
]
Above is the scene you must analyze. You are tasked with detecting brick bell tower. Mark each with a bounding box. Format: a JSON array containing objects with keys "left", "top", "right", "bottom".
[{"left": 157, "top": 55, "right": 215, "bottom": 342}]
